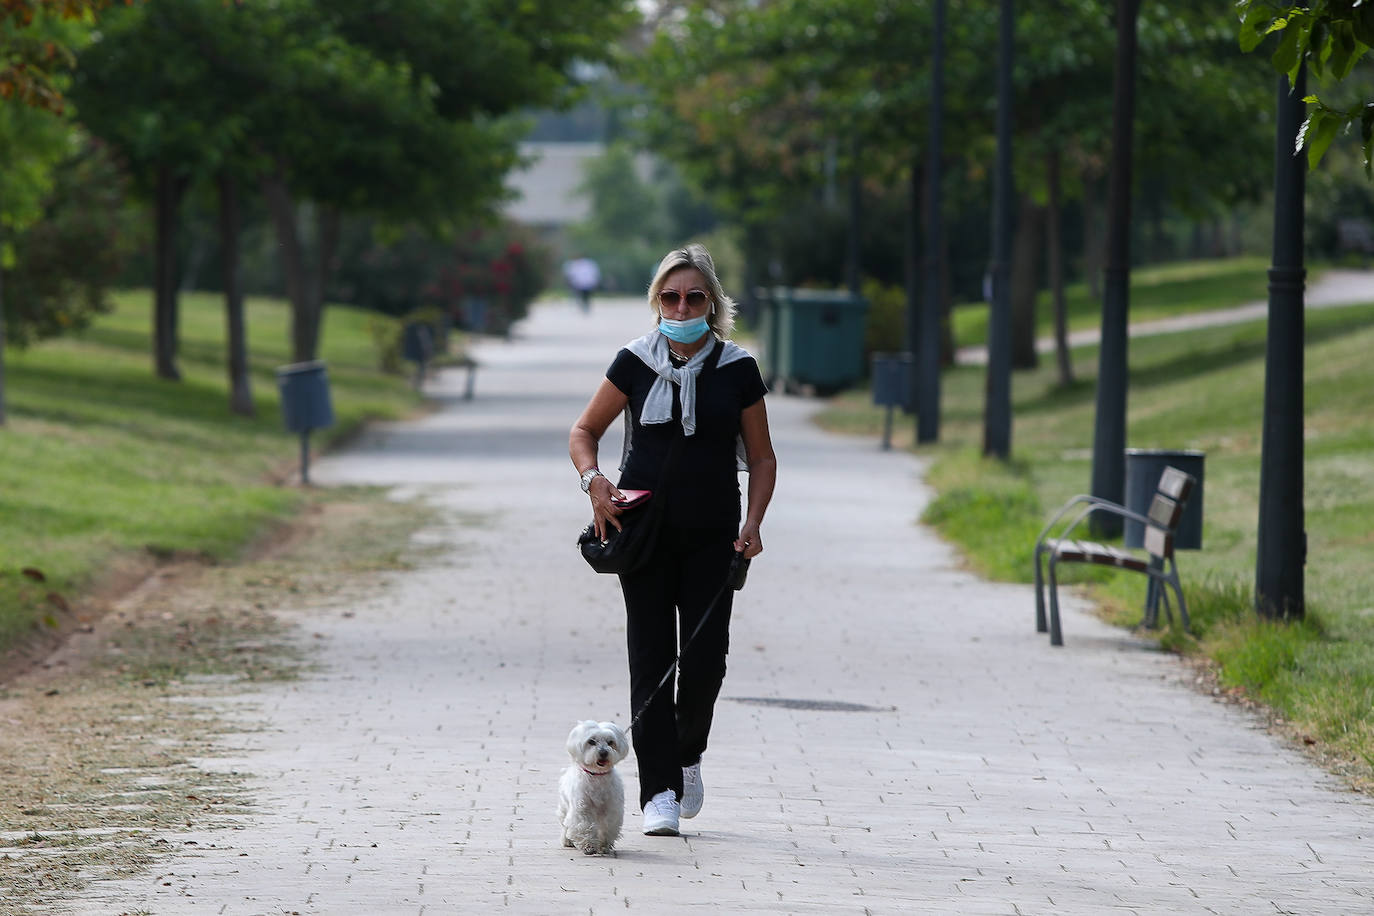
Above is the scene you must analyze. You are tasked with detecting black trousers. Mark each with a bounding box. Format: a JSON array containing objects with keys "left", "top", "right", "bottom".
[{"left": 619, "top": 525, "right": 736, "bottom": 810}]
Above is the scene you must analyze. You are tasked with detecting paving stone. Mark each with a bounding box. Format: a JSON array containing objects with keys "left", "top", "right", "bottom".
[{"left": 73, "top": 297, "right": 1374, "bottom": 915}]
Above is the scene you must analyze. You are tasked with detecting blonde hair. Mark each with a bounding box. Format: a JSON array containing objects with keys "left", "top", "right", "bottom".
[{"left": 646, "top": 243, "right": 737, "bottom": 340}]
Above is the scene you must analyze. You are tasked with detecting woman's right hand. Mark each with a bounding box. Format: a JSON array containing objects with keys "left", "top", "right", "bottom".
[{"left": 589, "top": 476, "right": 628, "bottom": 541}]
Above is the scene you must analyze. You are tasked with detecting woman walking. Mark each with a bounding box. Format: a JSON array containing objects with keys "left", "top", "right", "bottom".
[{"left": 569, "top": 244, "right": 776, "bottom": 836}]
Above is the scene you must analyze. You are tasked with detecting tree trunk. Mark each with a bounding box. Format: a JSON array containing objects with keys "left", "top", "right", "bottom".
[
  {"left": 0, "top": 241, "right": 7, "bottom": 427},
  {"left": 154, "top": 165, "right": 187, "bottom": 381},
  {"left": 1009, "top": 191, "right": 1043, "bottom": 370},
  {"left": 1082, "top": 174, "right": 1103, "bottom": 301},
  {"left": 309, "top": 204, "right": 341, "bottom": 359},
  {"left": 939, "top": 226, "right": 955, "bottom": 367},
  {"left": 1047, "top": 147, "right": 1073, "bottom": 386},
  {"left": 219, "top": 173, "right": 254, "bottom": 417},
  {"left": 846, "top": 138, "right": 862, "bottom": 296},
  {"left": 903, "top": 155, "right": 920, "bottom": 411}
]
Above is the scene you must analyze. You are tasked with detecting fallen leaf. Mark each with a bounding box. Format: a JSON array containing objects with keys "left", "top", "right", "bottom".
[{"left": 21, "top": 567, "right": 46, "bottom": 582}]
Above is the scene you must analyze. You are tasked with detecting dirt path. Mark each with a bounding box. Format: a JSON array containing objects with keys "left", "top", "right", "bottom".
[{"left": 0, "top": 493, "right": 433, "bottom": 914}]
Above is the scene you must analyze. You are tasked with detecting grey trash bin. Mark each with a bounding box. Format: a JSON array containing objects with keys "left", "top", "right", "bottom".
[
  {"left": 1123, "top": 449, "right": 1204, "bottom": 549},
  {"left": 870, "top": 352, "right": 914, "bottom": 410},
  {"left": 276, "top": 361, "right": 335, "bottom": 433},
  {"left": 276, "top": 360, "right": 335, "bottom": 485}
]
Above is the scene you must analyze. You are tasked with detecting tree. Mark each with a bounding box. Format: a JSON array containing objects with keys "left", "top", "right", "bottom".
[
  {"left": 0, "top": 0, "right": 111, "bottom": 424},
  {"left": 76, "top": 0, "right": 634, "bottom": 378},
  {"left": 252, "top": 0, "right": 635, "bottom": 362},
  {"left": 73, "top": 0, "right": 237, "bottom": 381},
  {"left": 1237, "top": 0, "right": 1374, "bottom": 175}
]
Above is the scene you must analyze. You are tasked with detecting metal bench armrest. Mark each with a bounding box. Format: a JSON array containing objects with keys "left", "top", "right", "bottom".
[{"left": 1035, "top": 495, "right": 1155, "bottom": 550}]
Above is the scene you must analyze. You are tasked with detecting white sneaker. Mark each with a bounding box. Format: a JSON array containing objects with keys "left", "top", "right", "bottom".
[
  {"left": 680, "top": 763, "right": 703, "bottom": 819},
  {"left": 642, "top": 789, "right": 680, "bottom": 836}
]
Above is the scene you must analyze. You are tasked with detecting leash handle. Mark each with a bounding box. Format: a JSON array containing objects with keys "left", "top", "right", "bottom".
[{"left": 627, "top": 552, "right": 744, "bottom": 734}]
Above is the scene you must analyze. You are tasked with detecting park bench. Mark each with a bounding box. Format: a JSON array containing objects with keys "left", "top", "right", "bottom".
[{"left": 1032, "top": 466, "right": 1196, "bottom": 647}]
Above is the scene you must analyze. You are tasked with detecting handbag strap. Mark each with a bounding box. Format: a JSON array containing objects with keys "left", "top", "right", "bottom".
[
  {"left": 641, "top": 423, "right": 683, "bottom": 521},
  {"left": 643, "top": 339, "right": 719, "bottom": 504}
]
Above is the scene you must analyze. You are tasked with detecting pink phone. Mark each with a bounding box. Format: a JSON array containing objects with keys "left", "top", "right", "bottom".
[{"left": 612, "top": 489, "right": 652, "bottom": 509}]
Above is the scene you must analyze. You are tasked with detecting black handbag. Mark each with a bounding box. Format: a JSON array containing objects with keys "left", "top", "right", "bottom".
[
  {"left": 577, "top": 428, "right": 684, "bottom": 576},
  {"left": 577, "top": 498, "right": 661, "bottom": 575}
]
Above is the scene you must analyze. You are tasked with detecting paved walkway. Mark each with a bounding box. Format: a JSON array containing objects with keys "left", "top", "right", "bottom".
[
  {"left": 957, "top": 267, "right": 1374, "bottom": 364},
  {"left": 79, "top": 297, "right": 1373, "bottom": 914}
]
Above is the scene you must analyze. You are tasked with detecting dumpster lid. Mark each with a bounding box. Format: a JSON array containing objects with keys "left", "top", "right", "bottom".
[{"left": 769, "top": 286, "right": 867, "bottom": 305}]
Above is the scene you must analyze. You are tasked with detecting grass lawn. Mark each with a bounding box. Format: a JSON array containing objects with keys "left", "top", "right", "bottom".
[
  {"left": 815, "top": 273, "right": 1374, "bottom": 788},
  {"left": 950, "top": 256, "right": 1277, "bottom": 350},
  {"left": 0, "top": 290, "right": 425, "bottom": 651}
]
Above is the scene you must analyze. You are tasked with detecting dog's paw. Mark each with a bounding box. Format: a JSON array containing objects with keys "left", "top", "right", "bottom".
[{"left": 563, "top": 836, "right": 575, "bottom": 848}]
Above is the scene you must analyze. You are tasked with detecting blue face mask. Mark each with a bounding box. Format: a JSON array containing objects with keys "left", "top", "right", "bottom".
[{"left": 659, "top": 315, "right": 710, "bottom": 344}]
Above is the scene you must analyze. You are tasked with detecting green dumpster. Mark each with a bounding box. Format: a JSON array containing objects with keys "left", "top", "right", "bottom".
[{"left": 762, "top": 288, "right": 870, "bottom": 395}]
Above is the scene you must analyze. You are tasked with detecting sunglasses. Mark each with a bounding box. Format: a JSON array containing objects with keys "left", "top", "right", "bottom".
[{"left": 657, "top": 288, "right": 710, "bottom": 309}]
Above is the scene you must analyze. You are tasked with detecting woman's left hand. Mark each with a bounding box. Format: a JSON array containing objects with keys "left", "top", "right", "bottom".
[{"left": 734, "top": 522, "right": 763, "bottom": 559}]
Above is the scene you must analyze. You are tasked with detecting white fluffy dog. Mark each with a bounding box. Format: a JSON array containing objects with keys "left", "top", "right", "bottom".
[{"left": 558, "top": 720, "right": 629, "bottom": 855}]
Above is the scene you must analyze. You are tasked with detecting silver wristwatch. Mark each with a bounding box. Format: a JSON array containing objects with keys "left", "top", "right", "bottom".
[{"left": 579, "top": 467, "right": 604, "bottom": 493}]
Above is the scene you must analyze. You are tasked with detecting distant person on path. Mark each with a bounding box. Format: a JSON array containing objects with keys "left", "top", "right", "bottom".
[
  {"left": 563, "top": 255, "right": 601, "bottom": 313},
  {"left": 569, "top": 244, "right": 777, "bottom": 837}
]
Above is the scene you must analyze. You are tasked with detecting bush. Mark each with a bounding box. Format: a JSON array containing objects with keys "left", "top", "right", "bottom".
[
  {"left": 2, "top": 142, "right": 133, "bottom": 346},
  {"left": 861, "top": 278, "right": 907, "bottom": 365},
  {"left": 366, "top": 314, "right": 404, "bottom": 374},
  {"left": 330, "top": 219, "right": 552, "bottom": 335}
]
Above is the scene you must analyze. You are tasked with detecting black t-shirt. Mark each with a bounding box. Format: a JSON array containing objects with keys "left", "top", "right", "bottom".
[{"left": 607, "top": 340, "right": 768, "bottom": 530}]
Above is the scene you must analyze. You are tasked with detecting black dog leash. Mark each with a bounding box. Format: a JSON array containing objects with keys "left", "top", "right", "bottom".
[{"left": 626, "top": 551, "right": 744, "bottom": 735}]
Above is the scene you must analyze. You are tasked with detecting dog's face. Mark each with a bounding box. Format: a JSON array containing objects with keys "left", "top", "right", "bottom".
[{"left": 566, "top": 720, "right": 628, "bottom": 773}]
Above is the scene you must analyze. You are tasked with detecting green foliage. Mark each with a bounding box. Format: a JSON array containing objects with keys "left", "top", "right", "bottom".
[
  {"left": 67, "top": 0, "right": 632, "bottom": 361},
  {"left": 0, "top": 0, "right": 101, "bottom": 113},
  {"left": 0, "top": 8, "right": 93, "bottom": 247},
  {"left": 860, "top": 278, "right": 906, "bottom": 362},
  {"left": 920, "top": 450, "right": 1043, "bottom": 582},
  {"left": 1236, "top": 0, "right": 1374, "bottom": 175},
  {"left": 626, "top": 1, "right": 1274, "bottom": 299},
  {"left": 1208, "top": 612, "right": 1324, "bottom": 695},
  {"left": 331, "top": 219, "right": 550, "bottom": 329},
  {"left": 366, "top": 313, "right": 403, "bottom": 374},
  {"left": 2, "top": 137, "right": 134, "bottom": 345}
]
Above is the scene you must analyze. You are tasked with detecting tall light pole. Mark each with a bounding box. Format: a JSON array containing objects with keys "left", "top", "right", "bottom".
[
  {"left": 917, "top": 0, "right": 946, "bottom": 444},
  {"left": 1089, "top": 0, "right": 1141, "bottom": 536},
  {"left": 983, "top": 0, "right": 1014, "bottom": 459},
  {"left": 1255, "top": 66, "right": 1307, "bottom": 620}
]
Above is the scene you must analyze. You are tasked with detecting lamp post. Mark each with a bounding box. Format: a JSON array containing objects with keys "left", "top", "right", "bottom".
[
  {"left": 1089, "top": 0, "right": 1141, "bottom": 537},
  {"left": 1255, "top": 66, "right": 1307, "bottom": 620},
  {"left": 918, "top": 0, "right": 946, "bottom": 445},
  {"left": 983, "top": 0, "right": 1014, "bottom": 459}
]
